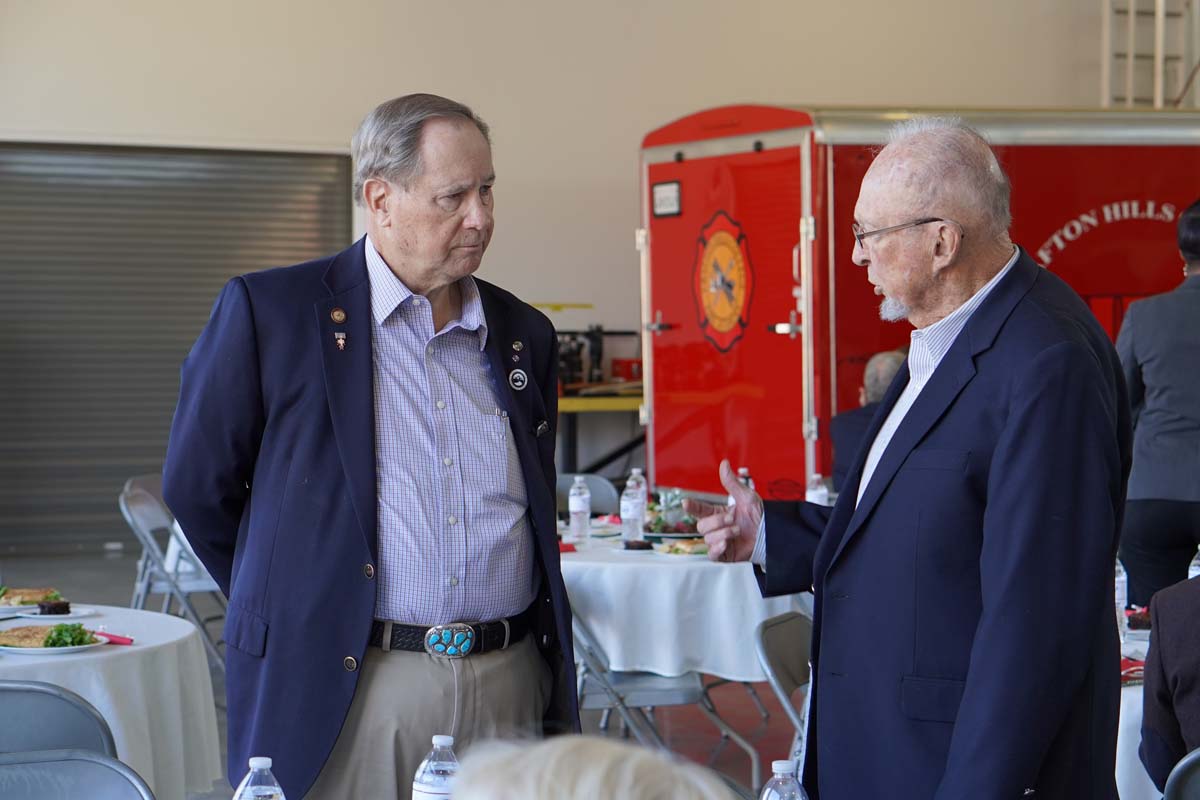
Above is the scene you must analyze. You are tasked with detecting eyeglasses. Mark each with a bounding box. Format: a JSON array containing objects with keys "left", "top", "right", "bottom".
[{"left": 851, "top": 217, "right": 958, "bottom": 249}]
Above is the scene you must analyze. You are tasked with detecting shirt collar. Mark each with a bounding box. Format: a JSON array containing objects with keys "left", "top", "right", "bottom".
[
  {"left": 908, "top": 246, "right": 1019, "bottom": 381},
  {"left": 364, "top": 235, "right": 489, "bottom": 350}
]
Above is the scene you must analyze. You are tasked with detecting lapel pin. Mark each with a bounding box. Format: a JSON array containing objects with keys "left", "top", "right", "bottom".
[
  {"left": 511, "top": 354, "right": 520, "bottom": 362},
  {"left": 512, "top": 341, "right": 524, "bottom": 352},
  {"left": 334, "top": 332, "right": 347, "bottom": 351},
  {"left": 535, "top": 420, "right": 550, "bottom": 437},
  {"left": 508, "top": 369, "right": 528, "bottom": 391},
  {"left": 330, "top": 307, "right": 347, "bottom": 324}
]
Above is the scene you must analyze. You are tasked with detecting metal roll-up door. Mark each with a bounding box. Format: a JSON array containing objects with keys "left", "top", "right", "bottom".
[{"left": 0, "top": 143, "right": 351, "bottom": 551}]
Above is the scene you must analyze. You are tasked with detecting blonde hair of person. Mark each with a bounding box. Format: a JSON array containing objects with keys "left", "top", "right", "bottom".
[{"left": 452, "top": 735, "right": 737, "bottom": 800}]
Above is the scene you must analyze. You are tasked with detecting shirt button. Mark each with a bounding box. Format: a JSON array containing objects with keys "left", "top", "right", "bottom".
[
  {"left": 448, "top": 515, "right": 457, "bottom": 525},
  {"left": 344, "top": 656, "right": 358, "bottom": 671},
  {"left": 364, "top": 564, "right": 375, "bottom": 579},
  {"left": 436, "top": 400, "right": 446, "bottom": 410},
  {"left": 448, "top": 577, "right": 459, "bottom": 587},
  {"left": 443, "top": 457, "right": 453, "bottom": 466}
]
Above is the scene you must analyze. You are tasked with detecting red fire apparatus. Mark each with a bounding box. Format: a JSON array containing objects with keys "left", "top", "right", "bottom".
[{"left": 638, "top": 105, "right": 1200, "bottom": 500}]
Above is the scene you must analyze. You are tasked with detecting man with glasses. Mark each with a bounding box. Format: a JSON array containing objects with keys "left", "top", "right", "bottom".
[{"left": 690, "top": 117, "right": 1130, "bottom": 799}]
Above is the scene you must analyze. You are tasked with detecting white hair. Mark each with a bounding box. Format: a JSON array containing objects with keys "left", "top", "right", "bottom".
[
  {"left": 863, "top": 350, "right": 906, "bottom": 402},
  {"left": 350, "top": 93, "right": 490, "bottom": 206},
  {"left": 452, "top": 736, "right": 737, "bottom": 800},
  {"left": 885, "top": 116, "right": 1012, "bottom": 240}
]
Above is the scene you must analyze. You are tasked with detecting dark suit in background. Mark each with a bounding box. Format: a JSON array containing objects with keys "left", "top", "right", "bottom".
[
  {"left": 1140, "top": 575, "right": 1200, "bottom": 790},
  {"left": 1117, "top": 274, "right": 1200, "bottom": 606},
  {"left": 828, "top": 402, "right": 878, "bottom": 492}
]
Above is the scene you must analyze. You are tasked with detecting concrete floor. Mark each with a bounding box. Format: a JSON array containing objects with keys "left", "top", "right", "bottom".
[{"left": 1, "top": 551, "right": 796, "bottom": 798}]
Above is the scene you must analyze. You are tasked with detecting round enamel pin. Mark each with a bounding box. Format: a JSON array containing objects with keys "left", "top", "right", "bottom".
[{"left": 508, "top": 369, "right": 528, "bottom": 391}]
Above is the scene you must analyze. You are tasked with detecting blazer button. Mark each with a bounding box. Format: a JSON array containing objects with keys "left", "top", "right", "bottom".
[
  {"left": 364, "top": 564, "right": 375, "bottom": 579},
  {"left": 344, "top": 656, "right": 358, "bottom": 672}
]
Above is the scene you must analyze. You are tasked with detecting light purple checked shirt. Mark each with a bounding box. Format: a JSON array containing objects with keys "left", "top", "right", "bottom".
[{"left": 365, "top": 236, "right": 536, "bottom": 626}]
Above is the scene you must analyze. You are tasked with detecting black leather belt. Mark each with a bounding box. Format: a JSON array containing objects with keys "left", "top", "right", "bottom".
[{"left": 369, "top": 607, "right": 531, "bottom": 658}]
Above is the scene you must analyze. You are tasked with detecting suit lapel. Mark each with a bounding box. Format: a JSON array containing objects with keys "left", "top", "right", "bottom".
[
  {"left": 477, "top": 287, "right": 554, "bottom": 527},
  {"left": 318, "top": 240, "right": 378, "bottom": 562},
  {"left": 824, "top": 249, "right": 1041, "bottom": 571}
]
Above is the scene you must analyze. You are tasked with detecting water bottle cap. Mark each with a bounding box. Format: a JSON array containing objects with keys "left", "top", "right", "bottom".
[
  {"left": 573, "top": 475, "right": 586, "bottom": 484},
  {"left": 248, "top": 756, "right": 272, "bottom": 770},
  {"left": 432, "top": 734, "right": 454, "bottom": 747},
  {"left": 631, "top": 467, "right": 643, "bottom": 474},
  {"left": 772, "top": 759, "right": 796, "bottom": 774}
]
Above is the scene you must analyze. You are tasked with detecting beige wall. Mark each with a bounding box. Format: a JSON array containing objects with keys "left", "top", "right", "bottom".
[{"left": 1, "top": 0, "right": 1098, "bottom": 333}]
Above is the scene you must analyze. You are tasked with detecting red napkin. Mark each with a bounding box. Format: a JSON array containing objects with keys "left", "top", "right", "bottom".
[
  {"left": 558, "top": 543, "right": 576, "bottom": 554},
  {"left": 96, "top": 632, "right": 134, "bottom": 645},
  {"left": 1120, "top": 656, "right": 1144, "bottom": 684}
]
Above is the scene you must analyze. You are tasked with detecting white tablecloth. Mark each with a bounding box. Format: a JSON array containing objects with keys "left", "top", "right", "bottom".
[
  {"left": 561, "top": 537, "right": 809, "bottom": 681},
  {"left": 1117, "top": 637, "right": 1161, "bottom": 800},
  {"left": 0, "top": 604, "right": 223, "bottom": 800}
]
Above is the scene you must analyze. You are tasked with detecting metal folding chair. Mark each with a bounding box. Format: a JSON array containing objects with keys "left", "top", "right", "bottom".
[
  {"left": 1165, "top": 746, "right": 1200, "bottom": 800},
  {"left": 556, "top": 473, "right": 621, "bottom": 515},
  {"left": 572, "top": 602, "right": 763, "bottom": 792},
  {"left": 0, "top": 680, "right": 116, "bottom": 757},
  {"left": 0, "top": 749, "right": 155, "bottom": 800},
  {"left": 753, "top": 611, "right": 812, "bottom": 766},
  {"left": 119, "top": 474, "right": 225, "bottom": 673}
]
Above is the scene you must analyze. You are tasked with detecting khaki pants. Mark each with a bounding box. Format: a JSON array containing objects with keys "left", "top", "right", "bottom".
[{"left": 305, "top": 634, "right": 552, "bottom": 799}]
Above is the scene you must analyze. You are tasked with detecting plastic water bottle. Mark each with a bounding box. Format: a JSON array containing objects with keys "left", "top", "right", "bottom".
[
  {"left": 568, "top": 476, "right": 591, "bottom": 544},
  {"left": 728, "top": 466, "right": 754, "bottom": 506},
  {"left": 412, "top": 734, "right": 458, "bottom": 799},
  {"left": 759, "top": 760, "right": 807, "bottom": 800},
  {"left": 620, "top": 479, "right": 645, "bottom": 541},
  {"left": 805, "top": 473, "right": 831, "bottom": 506},
  {"left": 1115, "top": 561, "right": 1128, "bottom": 641},
  {"left": 232, "top": 756, "right": 286, "bottom": 800},
  {"left": 629, "top": 467, "right": 648, "bottom": 516}
]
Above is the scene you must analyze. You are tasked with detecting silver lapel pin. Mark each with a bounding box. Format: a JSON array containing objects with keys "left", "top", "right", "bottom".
[{"left": 334, "top": 332, "right": 347, "bottom": 351}]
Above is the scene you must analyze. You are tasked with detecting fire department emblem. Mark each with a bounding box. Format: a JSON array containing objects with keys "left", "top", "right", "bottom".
[{"left": 693, "top": 211, "right": 754, "bottom": 352}]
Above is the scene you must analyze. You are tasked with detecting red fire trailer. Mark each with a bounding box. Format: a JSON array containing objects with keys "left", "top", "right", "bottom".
[{"left": 638, "top": 106, "right": 1200, "bottom": 500}]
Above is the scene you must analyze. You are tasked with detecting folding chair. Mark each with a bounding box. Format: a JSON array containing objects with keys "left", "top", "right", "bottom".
[
  {"left": 119, "top": 474, "right": 226, "bottom": 673},
  {"left": 556, "top": 473, "right": 621, "bottom": 515},
  {"left": 1165, "top": 746, "right": 1200, "bottom": 800},
  {"left": 0, "top": 680, "right": 116, "bottom": 757},
  {"left": 0, "top": 749, "right": 155, "bottom": 800},
  {"left": 573, "top": 603, "right": 763, "bottom": 792},
  {"left": 754, "top": 611, "right": 813, "bottom": 766}
]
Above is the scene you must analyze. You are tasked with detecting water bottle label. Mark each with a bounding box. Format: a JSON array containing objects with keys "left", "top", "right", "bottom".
[
  {"left": 569, "top": 496, "right": 589, "bottom": 513},
  {"left": 412, "top": 784, "right": 452, "bottom": 799},
  {"left": 620, "top": 498, "right": 639, "bottom": 518}
]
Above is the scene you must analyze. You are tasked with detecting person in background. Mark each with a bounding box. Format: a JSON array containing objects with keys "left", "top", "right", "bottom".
[
  {"left": 163, "top": 93, "right": 577, "bottom": 800},
  {"left": 452, "top": 736, "right": 735, "bottom": 800},
  {"left": 828, "top": 350, "right": 905, "bottom": 492},
  {"left": 688, "top": 117, "right": 1130, "bottom": 799},
  {"left": 1140, "top": 574, "right": 1200, "bottom": 791},
  {"left": 1116, "top": 198, "right": 1200, "bottom": 608}
]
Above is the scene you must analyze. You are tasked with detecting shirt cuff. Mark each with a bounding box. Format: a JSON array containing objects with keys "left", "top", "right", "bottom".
[{"left": 750, "top": 516, "right": 767, "bottom": 568}]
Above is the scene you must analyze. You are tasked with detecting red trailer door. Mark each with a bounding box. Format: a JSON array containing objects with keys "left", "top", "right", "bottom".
[{"left": 642, "top": 132, "right": 814, "bottom": 499}]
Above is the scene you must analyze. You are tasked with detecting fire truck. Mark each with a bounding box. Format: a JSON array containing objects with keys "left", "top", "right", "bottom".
[{"left": 637, "top": 105, "right": 1200, "bottom": 500}]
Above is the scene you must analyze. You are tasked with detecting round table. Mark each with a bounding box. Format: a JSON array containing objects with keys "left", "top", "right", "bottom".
[
  {"left": 561, "top": 535, "right": 809, "bottom": 680},
  {"left": 0, "top": 604, "right": 223, "bottom": 800},
  {"left": 1117, "top": 637, "right": 1161, "bottom": 800}
]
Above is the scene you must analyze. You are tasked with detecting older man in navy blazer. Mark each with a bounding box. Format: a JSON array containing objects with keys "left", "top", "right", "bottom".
[
  {"left": 690, "top": 118, "right": 1131, "bottom": 799},
  {"left": 164, "top": 94, "right": 577, "bottom": 799}
]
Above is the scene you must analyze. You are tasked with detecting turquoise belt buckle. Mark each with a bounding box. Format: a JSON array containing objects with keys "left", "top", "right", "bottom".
[{"left": 424, "top": 622, "right": 475, "bottom": 658}]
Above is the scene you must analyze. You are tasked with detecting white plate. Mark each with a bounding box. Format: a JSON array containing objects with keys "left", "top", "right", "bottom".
[
  {"left": 0, "top": 605, "right": 39, "bottom": 614},
  {"left": 15, "top": 606, "right": 97, "bottom": 620},
  {"left": 645, "top": 532, "right": 701, "bottom": 540},
  {"left": 0, "top": 634, "right": 109, "bottom": 655}
]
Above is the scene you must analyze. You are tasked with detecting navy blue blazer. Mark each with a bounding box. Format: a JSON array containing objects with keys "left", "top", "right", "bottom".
[
  {"left": 829, "top": 402, "right": 880, "bottom": 493},
  {"left": 760, "top": 250, "right": 1131, "bottom": 800},
  {"left": 163, "top": 238, "right": 578, "bottom": 797}
]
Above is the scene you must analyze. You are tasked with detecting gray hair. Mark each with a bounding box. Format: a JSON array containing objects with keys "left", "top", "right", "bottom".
[
  {"left": 452, "top": 736, "right": 737, "bottom": 800},
  {"left": 351, "top": 93, "right": 491, "bottom": 206},
  {"left": 885, "top": 116, "right": 1012, "bottom": 240},
  {"left": 863, "top": 350, "right": 906, "bottom": 403}
]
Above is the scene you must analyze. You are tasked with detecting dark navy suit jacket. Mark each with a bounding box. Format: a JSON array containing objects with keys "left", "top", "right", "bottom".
[
  {"left": 829, "top": 402, "right": 880, "bottom": 493},
  {"left": 1140, "top": 575, "right": 1200, "bottom": 790},
  {"left": 162, "top": 238, "right": 578, "bottom": 797},
  {"left": 759, "top": 250, "right": 1131, "bottom": 800}
]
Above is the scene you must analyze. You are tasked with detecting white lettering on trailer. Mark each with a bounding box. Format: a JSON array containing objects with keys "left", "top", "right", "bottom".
[{"left": 1036, "top": 199, "right": 1177, "bottom": 266}]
